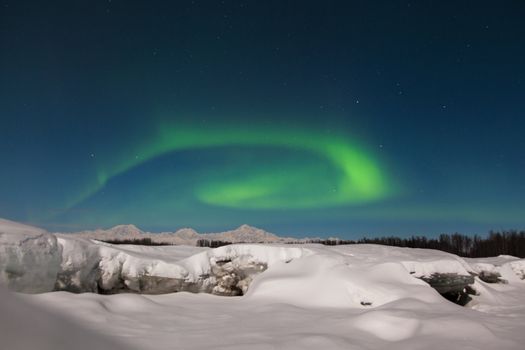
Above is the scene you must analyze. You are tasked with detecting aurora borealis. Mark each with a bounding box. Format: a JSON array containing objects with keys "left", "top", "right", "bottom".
[
  {"left": 1, "top": 1, "right": 524, "bottom": 236},
  {"left": 83, "top": 123, "right": 390, "bottom": 210}
]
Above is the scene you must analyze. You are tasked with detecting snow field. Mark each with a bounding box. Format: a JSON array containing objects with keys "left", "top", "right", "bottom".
[{"left": 2, "top": 218, "right": 525, "bottom": 349}]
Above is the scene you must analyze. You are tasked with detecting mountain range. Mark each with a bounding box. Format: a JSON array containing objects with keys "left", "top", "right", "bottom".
[{"left": 57, "top": 223, "right": 303, "bottom": 245}]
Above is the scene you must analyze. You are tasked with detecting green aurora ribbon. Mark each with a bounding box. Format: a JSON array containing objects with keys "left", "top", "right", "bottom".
[{"left": 69, "top": 123, "right": 392, "bottom": 212}]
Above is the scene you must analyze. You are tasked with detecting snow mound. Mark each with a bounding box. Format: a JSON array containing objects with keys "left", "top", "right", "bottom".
[
  {"left": 0, "top": 218, "right": 47, "bottom": 236},
  {"left": 19, "top": 235, "right": 309, "bottom": 296},
  {"left": 0, "top": 219, "right": 62, "bottom": 293},
  {"left": 508, "top": 260, "right": 525, "bottom": 280},
  {"left": 245, "top": 247, "right": 449, "bottom": 308},
  {"left": 466, "top": 256, "right": 525, "bottom": 283}
]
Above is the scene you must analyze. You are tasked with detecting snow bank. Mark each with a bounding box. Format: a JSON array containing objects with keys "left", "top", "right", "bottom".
[
  {"left": 1, "top": 219, "right": 524, "bottom": 307},
  {"left": 466, "top": 256, "right": 525, "bottom": 283},
  {"left": 0, "top": 219, "right": 62, "bottom": 293},
  {"left": 5, "top": 222, "right": 524, "bottom": 304},
  {"left": 245, "top": 246, "right": 464, "bottom": 308},
  {"left": 0, "top": 227, "right": 311, "bottom": 296}
]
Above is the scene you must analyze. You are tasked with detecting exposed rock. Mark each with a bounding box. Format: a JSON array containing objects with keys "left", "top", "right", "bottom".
[
  {"left": 478, "top": 271, "right": 506, "bottom": 284},
  {"left": 209, "top": 256, "right": 268, "bottom": 296},
  {"left": 421, "top": 273, "right": 475, "bottom": 294},
  {"left": 420, "top": 273, "right": 475, "bottom": 306},
  {"left": 121, "top": 276, "right": 203, "bottom": 295}
]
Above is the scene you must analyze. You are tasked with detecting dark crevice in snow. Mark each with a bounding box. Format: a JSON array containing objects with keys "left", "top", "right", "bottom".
[
  {"left": 420, "top": 273, "right": 476, "bottom": 306},
  {"left": 477, "top": 271, "right": 507, "bottom": 284}
]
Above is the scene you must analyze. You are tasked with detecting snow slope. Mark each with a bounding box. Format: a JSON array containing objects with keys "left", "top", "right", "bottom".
[
  {"left": 1, "top": 219, "right": 525, "bottom": 349},
  {"left": 0, "top": 286, "right": 130, "bottom": 350}
]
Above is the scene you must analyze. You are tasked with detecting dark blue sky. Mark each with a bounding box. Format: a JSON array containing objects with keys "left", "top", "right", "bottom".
[{"left": 1, "top": 1, "right": 524, "bottom": 237}]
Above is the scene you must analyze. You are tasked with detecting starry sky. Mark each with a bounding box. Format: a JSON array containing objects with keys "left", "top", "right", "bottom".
[{"left": 1, "top": 1, "right": 524, "bottom": 237}]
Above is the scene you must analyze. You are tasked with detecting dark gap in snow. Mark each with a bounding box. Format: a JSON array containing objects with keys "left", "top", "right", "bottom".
[
  {"left": 478, "top": 271, "right": 506, "bottom": 284},
  {"left": 215, "top": 259, "right": 232, "bottom": 266},
  {"left": 420, "top": 273, "right": 476, "bottom": 307}
]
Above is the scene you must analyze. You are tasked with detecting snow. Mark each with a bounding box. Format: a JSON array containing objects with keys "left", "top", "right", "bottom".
[
  {"left": 0, "top": 219, "right": 62, "bottom": 293},
  {"left": 0, "top": 218, "right": 47, "bottom": 236},
  {"left": 0, "top": 286, "right": 129, "bottom": 350},
  {"left": 1, "top": 219, "right": 525, "bottom": 349},
  {"left": 16, "top": 284, "right": 525, "bottom": 350}
]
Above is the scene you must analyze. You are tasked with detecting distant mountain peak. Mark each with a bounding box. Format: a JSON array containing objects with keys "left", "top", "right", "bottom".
[
  {"left": 236, "top": 224, "right": 256, "bottom": 230},
  {"left": 209, "top": 224, "right": 279, "bottom": 242},
  {"left": 172, "top": 228, "right": 199, "bottom": 239},
  {"left": 111, "top": 224, "right": 142, "bottom": 231},
  {"left": 230, "top": 224, "right": 267, "bottom": 233}
]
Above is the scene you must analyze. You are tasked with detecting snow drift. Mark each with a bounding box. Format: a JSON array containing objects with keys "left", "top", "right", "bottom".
[{"left": 0, "top": 219, "right": 62, "bottom": 293}]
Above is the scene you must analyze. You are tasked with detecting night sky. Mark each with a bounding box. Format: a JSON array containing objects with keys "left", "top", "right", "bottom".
[{"left": 1, "top": 1, "right": 524, "bottom": 237}]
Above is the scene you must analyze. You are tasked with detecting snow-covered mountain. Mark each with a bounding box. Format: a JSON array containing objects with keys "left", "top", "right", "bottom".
[
  {"left": 200, "top": 224, "right": 282, "bottom": 243},
  {"left": 69, "top": 224, "right": 145, "bottom": 241},
  {"left": 62, "top": 223, "right": 293, "bottom": 245}
]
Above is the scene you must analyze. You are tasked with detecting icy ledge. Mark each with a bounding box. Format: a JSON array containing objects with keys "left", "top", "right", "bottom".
[
  {"left": 2, "top": 231, "right": 309, "bottom": 296},
  {"left": 0, "top": 224, "right": 62, "bottom": 293},
  {"left": 87, "top": 240, "right": 308, "bottom": 296}
]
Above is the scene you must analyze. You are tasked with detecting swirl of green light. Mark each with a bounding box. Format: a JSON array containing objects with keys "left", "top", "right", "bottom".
[{"left": 72, "top": 123, "right": 391, "bottom": 210}]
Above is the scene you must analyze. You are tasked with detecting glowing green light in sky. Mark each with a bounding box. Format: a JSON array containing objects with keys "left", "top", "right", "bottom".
[{"left": 69, "top": 122, "right": 392, "bottom": 211}]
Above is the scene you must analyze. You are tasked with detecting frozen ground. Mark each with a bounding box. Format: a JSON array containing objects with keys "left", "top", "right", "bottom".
[{"left": 1, "top": 218, "right": 525, "bottom": 349}]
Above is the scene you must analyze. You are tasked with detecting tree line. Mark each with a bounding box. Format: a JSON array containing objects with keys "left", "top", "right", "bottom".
[
  {"left": 100, "top": 238, "right": 173, "bottom": 246},
  {"left": 289, "top": 230, "right": 525, "bottom": 258},
  {"left": 101, "top": 230, "right": 525, "bottom": 258},
  {"left": 196, "top": 239, "right": 234, "bottom": 248}
]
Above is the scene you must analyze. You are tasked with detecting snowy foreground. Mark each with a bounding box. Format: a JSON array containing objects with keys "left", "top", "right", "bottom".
[{"left": 1, "top": 219, "right": 525, "bottom": 349}]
